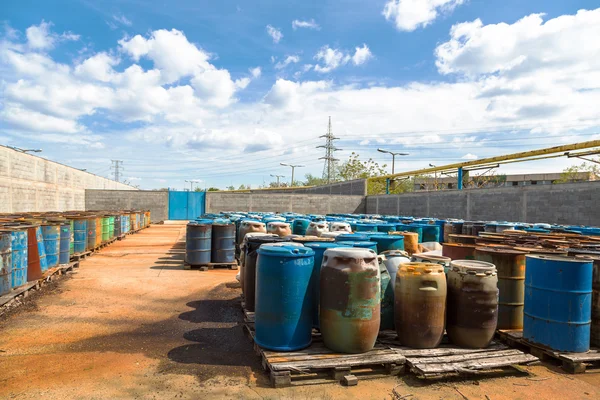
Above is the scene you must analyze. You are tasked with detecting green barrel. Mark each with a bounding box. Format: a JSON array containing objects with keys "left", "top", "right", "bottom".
[
  {"left": 102, "top": 217, "right": 110, "bottom": 242},
  {"left": 108, "top": 216, "right": 115, "bottom": 239}
]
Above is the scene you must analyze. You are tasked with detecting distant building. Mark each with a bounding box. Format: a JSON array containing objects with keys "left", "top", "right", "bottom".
[{"left": 413, "top": 172, "right": 596, "bottom": 191}]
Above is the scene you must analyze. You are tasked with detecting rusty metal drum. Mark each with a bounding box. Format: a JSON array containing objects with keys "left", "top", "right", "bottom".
[
  {"left": 411, "top": 253, "right": 451, "bottom": 274},
  {"left": 395, "top": 262, "right": 447, "bottom": 348},
  {"left": 320, "top": 247, "right": 380, "bottom": 353},
  {"left": 447, "top": 260, "right": 498, "bottom": 348},
  {"left": 266, "top": 221, "right": 292, "bottom": 237},
  {"left": 0, "top": 232, "right": 12, "bottom": 295},
  {"left": 475, "top": 247, "right": 526, "bottom": 329},
  {"left": 442, "top": 243, "right": 476, "bottom": 260},
  {"left": 391, "top": 232, "right": 419, "bottom": 255}
]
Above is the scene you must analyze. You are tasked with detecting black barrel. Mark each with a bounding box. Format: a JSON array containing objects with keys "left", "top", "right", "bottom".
[
  {"left": 212, "top": 223, "right": 236, "bottom": 263},
  {"left": 186, "top": 223, "right": 212, "bottom": 265},
  {"left": 244, "top": 236, "right": 289, "bottom": 311},
  {"left": 114, "top": 215, "right": 122, "bottom": 237}
]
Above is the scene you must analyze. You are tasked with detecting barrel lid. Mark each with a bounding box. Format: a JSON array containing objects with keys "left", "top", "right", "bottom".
[
  {"left": 371, "top": 235, "right": 403, "bottom": 241},
  {"left": 330, "top": 221, "right": 351, "bottom": 226},
  {"left": 575, "top": 254, "right": 600, "bottom": 262},
  {"left": 336, "top": 233, "right": 368, "bottom": 240},
  {"left": 475, "top": 247, "right": 527, "bottom": 256},
  {"left": 400, "top": 262, "right": 445, "bottom": 274},
  {"left": 267, "top": 221, "right": 290, "bottom": 227},
  {"left": 248, "top": 236, "right": 288, "bottom": 244},
  {"left": 304, "top": 242, "right": 352, "bottom": 249},
  {"left": 443, "top": 242, "right": 476, "bottom": 248},
  {"left": 525, "top": 254, "right": 593, "bottom": 263},
  {"left": 450, "top": 259, "right": 497, "bottom": 275},
  {"left": 412, "top": 253, "right": 451, "bottom": 264},
  {"left": 390, "top": 231, "right": 419, "bottom": 237},
  {"left": 261, "top": 242, "right": 304, "bottom": 248},
  {"left": 309, "top": 221, "right": 329, "bottom": 227},
  {"left": 320, "top": 232, "right": 345, "bottom": 238},
  {"left": 349, "top": 241, "right": 377, "bottom": 247},
  {"left": 323, "top": 247, "right": 376, "bottom": 259},
  {"left": 257, "top": 244, "right": 314, "bottom": 257},
  {"left": 381, "top": 249, "right": 410, "bottom": 258}
]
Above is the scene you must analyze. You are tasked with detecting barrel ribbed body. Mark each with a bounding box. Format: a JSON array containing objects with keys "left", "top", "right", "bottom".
[
  {"left": 59, "top": 223, "right": 71, "bottom": 265},
  {"left": 381, "top": 250, "right": 412, "bottom": 287},
  {"left": 447, "top": 260, "right": 498, "bottom": 348},
  {"left": 114, "top": 215, "right": 122, "bottom": 237},
  {"left": 244, "top": 236, "right": 288, "bottom": 311},
  {"left": 108, "top": 216, "right": 115, "bottom": 239},
  {"left": 376, "top": 223, "right": 397, "bottom": 233},
  {"left": 524, "top": 255, "right": 592, "bottom": 352},
  {"left": 86, "top": 218, "right": 96, "bottom": 251},
  {"left": 575, "top": 255, "right": 600, "bottom": 347},
  {"left": 392, "top": 232, "right": 419, "bottom": 255},
  {"left": 266, "top": 222, "right": 292, "bottom": 237},
  {"left": 395, "top": 263, "right": 447, "bottom": 348},
  {"left": 443, "top": 243, "right": 476, "bottom": 260},
  {"left": 101, "top": 217, "right": 110, "bottom": 242},
  {"left": 36, "top": 226, "right": 48, "bottom": 273},
  {"left": 0, "top": 233, "right": 12, "bottom": 295},
  {"left": 370, "top": 235, "right": 404, "bottom": 254},
  {"left": 336, "top": 233, "right": 369, "bottom": 242},
  {"left": 69, "top": 220, "right": 74, "bottom": 255},
  {"left": 42, "top": 225, "right": 60, "bottom": 269},
  {"left": 27, "top": 226, "right": 42, "bottom": 281},
  {"left": 186, "top": 223, "right": 212, "bottom": 266},
  {"left": 211, "top": 223, "right": 236, "bottom": 263},
  {"left": 379, "top": 257, "right": 395, "bottom": 331},
  {"left": 95, "top": 217, "right": 102, "bottom": 247},
  {"left": 292, "top": 219, "right": 311, "bottom": 235},
  {"left": 10, "top": 230, "right": 28, "bottom": 289},
  {"left": 419, "top": 225, "right": 440, "bottom": 243},
  {"left": 320, "top": 247, "right": 380, "bottom": 353},
  {"left": 254, "top": 245, "right": 315, "bottom": 351},
  {"left": 411, "top": 254, "right": 451, "bottom": 274},
  {"left": 475, "top": 247, "right": 526, "bottom": 329}
]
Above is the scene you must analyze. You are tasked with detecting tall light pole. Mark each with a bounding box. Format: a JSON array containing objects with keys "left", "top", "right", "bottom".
[
  {"left": 280, "top": 163, "right": 304, "bottom": 186},
  {"left": 185, "top": 179, "right": 200, "bottom": 191},
  {"left": 429, "top": 164, "right": 438, "bottom": 190},
  {"left": 270, "top": 174, "right": 285, "bottom": 187},
  {"left": 377, "top": 148, "right": 409, "bottom": 175}
]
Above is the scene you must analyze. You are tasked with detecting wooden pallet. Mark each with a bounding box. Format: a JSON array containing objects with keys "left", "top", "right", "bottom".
[
  {"left": 243, "top": 322, "right": 405, "bottom": 388},
  {"left": 497, "top": 330, "right": 600, "bottom": 373},
  {"left": 184, "top": 261, "right": 239, "bottom": 271},
  {"left": 378, "top": 331, "right": 538, "bottom": 379},
  {"left": 71, "top": 250, "right": 92, "bottom": 261},
  {"left": 117, "top": 234, "right": 127, "bottom": 241}
]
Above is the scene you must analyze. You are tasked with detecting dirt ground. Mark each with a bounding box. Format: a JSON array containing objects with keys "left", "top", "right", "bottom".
[{"left": 1, "top": 222, "right": 599, "bottom": 400}]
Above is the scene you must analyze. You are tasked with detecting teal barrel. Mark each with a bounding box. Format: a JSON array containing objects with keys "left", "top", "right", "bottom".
[
  {"left": 418, "top": 225, "right": 441, "bottom": 243},
  {"left": 379, "top": 256, "right": 394, "bottom": 330},
  {"left": 376, "top": 223, "right": 396, "bottom": 233},
  {"left": 292, "top": 218, "right": 311, "bottom": 235},
  {"left": 73, "top": 219, "right": 87, "bottom": 254},
  {"left": 0, "top": 232, "right": 12, "bottom": 295},
  {"left": 69, "top": 220, "right": 74, "bottom": 256},
  {"left": 186, "top": 223, "right": 212, "bottom": 265},
  {"left": 336, "top": 233, "right": 369, "bottom": 242},
  {"left": 403, "top": 225, "right": 423, "bottom": 242},
  {"left": 114, "top": 215, "right": 122, "bottom": 237},
  {"left": 211, "top": 223, "right": 236, "bottom": 263},
  {"left": 101, "top": 217, "right": 110, "bottom": 242},
  {"left": 59, "top": 223, "right": 71, "bottom": 265},
  {"left": 304, "top": 242, "right": 352, "bottom": 328},
  {"left": 108, "top": 216, "right": 115, "bottom": 239},
  {"left": 355, "top": 223, "right": 377, "bottom": 232},
  {"left": 42, "top": 224, "right": 60, "bottom": 269},
  {"left": 349, "top": 241, "right": 377, "bottom": 253},
  {"left": 36, "top": 226, "right": 48, "bottom": 273},
  {"left": 10, "top": 229, "right": 28, "bottom": 288},
  {"left": 254, "top": 245, "right": 315, "bottom": 351},
  {"left": 524, "top": 255, "right": 593, "bottom": 352},
  {"left": 86, "top": 218, "right": 96, "bottom": 251},
  {"left": 320, "top": 247, "right": 381, "bottom": 353},
  {"left": 370, "top": 235, "right": 404, "bottom": 253}
]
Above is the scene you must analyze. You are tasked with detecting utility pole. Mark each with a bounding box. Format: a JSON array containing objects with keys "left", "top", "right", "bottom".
[
  {"left": 270, "top": 174, "right": 285, "bottom": 187},
  {"left": 111, "top": 160, "right": 123, "bottom": 182},
  {"left": 317, "top": 116, "right": 341, "bottom": 184},
  {"left": 377, "top": 148, "right": 409, "bottom": 175},
  {"left": 185, "top": 179, "right": 200, "bottom": 191},
  {"left": 280, "top": 163, "right": 304, "bottom": 186}
]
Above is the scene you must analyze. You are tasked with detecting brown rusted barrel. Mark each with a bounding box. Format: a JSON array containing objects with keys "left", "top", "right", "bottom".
[
  {"left": 443, "top": 223, "right": 453, "bottom": 243},
  {"left": 391, "top": 232, "right": 419, "bottom": 255},
  {"left": 475, "top": 247, "right": 526, "bottom": 329},
  {"left": 266, "top": 221, "right": 292, "bottom": 237},
  {"left": 26, "top": 225, "right": 42, "bottom": 281},
  {"left": 447, "top": 260, "right": 498, "bottom": 348},
  {"left": 291, "top": 236, "right": 334, "bottom": 244},
  {"left": 395, "top": 262, "right": 446, "bottom": 348},
  {"left": 575, "top": 254, "right": 600, "bottom": 347},
  {"left": 442, "top": 243, "right": 476, "bottom": 260},
  {"left": 320, "top": 247, "right": 380, "bottom": 353},
  {"left": 448, "top": 234, "right": 478, "bottom": 245},
  {"left": 514, "top": 246, "right": 568, "bottom": 256}
]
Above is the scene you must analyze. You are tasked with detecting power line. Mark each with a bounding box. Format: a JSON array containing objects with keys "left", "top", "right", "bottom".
[
  {"left": 110, "top": 160, "right": 123, "bottom": 182},
  {"left": 318, "top": 116, "right": 341, "bottom": 184}
]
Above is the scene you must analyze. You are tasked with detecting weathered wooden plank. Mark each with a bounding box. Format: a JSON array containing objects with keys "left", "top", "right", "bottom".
[
  {"left": 413, "top": 354, "right": 538, "bottom": 374},
  {"left": 408, "top": 349, "right": 526, "bottom": 365},
  {"left": 262, "top": 343, "right": 390, "bottom": 358},
  {"left": 392, "top": 343, "right": 508, "bottom": 357},
  {"left": 269, "top": 353, "right": 406, "bottom": 371},
  {"left": 558, "top": 351, "right": 600, "bottom": 363},
  {"left": 268, "top": 349, "right": 397, "bottom": 364}
]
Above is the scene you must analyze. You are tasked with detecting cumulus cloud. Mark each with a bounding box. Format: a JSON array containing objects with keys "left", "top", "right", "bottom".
[
  {"left": 25, "top": 20, "right": 79, "bottom": 50},
  {"left": 383, "top": 0, "right": 465, "bottom": 32},
  {"left": 266, "top": 25, "right": 283, "bottom": 43},
  {"left": 275, "top": 55, "right": 300, "bottom": 69},
  {"left": 462, "top": 153, "right": 478, "bottom": 160},
  {"left": 314, "top": 44, "right": 373, "bottom": 72},
  {"left": 352, "top": 44, "right": 373, "bottom": 66},
  {"left": 292, "top": 19, "right": 320, "bottom": 30},
  {"left": 113, "top": 14, "right": 132, "bottom": 26}
]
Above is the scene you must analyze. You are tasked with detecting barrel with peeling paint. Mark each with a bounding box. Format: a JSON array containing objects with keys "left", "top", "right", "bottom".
[
  {"left": 27, "top": 226, "right": 42, "bottom": 281},
  {"left": 266, "top": 221, "right": 292, "bottom": 237},
  {"left": 237, "top": 220, "right": 266, "bottom": 244},
  {"left": 0, "top": 232, "right": 12, "bottom": 295},
  {"left": 114, "top": 215, "right": 122, "bottom": 237},
  {"left": 395, "top": 262, "right": 446, "bottom": 348},
  {"left": 306, "top": 221, "right": 330, "bottom": 237},
  {"left": 211, "top": 223, "right": 236, "bottom": 263},
  {"left": 86, "top": 218, "right": 96, "bottom": 251},
  {"left": 72, "top": 219, "right": 86, "bottom": 254},
  {"left": 10, "top": 229, "right": 28, "bottom": 288},
  {"left": 379, "top": 256, "right": 395, "bottom": 331},
  {"left": 42, "top": 224, "right": 60, "bottom": 269},
  {"left": 254, "top": 245, "right": 315, "bottom": 351},
  {"left": 186, "top": 223, "right": 212, "bottom": 266},
  {"left": 95, "top": 217, "right": 102, "bottom": 247},
  {"left": 69, "top": 220, "right": 74, "bottom": 256},
  {"left": 442, "top": 243, "right": 476, "bottom": 260},
  {"left": 475, "top": 247, "right": 526, "bottom": 329},
  {"left": 37, "top": 226, "right": 48, "bottom": 273},
  {"left": 59, "top": 223, "right": 71, "bottom": 265},
  {"left": 447, "top": 260, "right": 498, "bottom": 348},
  {"left": 524, "top": 255, "right": 592, "bottom": 352},
  {"left": 320, "top": 247, "right": 380, "bottom": 353}
]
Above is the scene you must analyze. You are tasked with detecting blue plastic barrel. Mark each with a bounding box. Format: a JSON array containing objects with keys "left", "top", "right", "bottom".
[
  {"left": 211, "top": 223, "right": 235, "bottom": 263},
  {"left": 370, "top": 235, "right": 404, "bottom": 253},
  {"left": 42, "top": 225, "right": 60, "bottom": 269},
  {"left": 73, "top": 219, "right": 87, "bottom": 254},
  {"left": 434, "top": 220, "right": 447, "bottom": 242},
  {"left": 355, "top": 223, "right": 377, "bottom": 232},
  {"left": 36, "top": 226, "right": 48, "bottom": 273},
  {"left": 404, "top": 225, "right": 423, "bottom": 242},
  {"left": 419, "top": 224, "right": 440, "bottom": 243},
  {"left": 336, "top": 233, "right": 369, "bottom": 242},
  {"left": 10, "top": 230, "right": 28, "bottom": 288},
  {"left": 186, "top": 223, "right": 212, "bottom": 265},
  {"left": 292, "top": 218, "right": 311, "bottom": 235},
  {"left": 304, "top": 242, "right": 352, "bottom": 328},
  {"left": 59, "top": 223, "right": 71, "bottom": 265},
  {"left": 348, "top": 241, "right": 378, "bottom": 252},
  {"left": 376, "top": 223, "right": 396, "bottom": 233},
  {"left": 524, "top": 255, "right": 593, "bottom": 352},
  {"left": 255, "top": 245, "right": 315, "bottom": 351},
  {"left": 0, "top": 232, "right": 12, "bottom": 295}
]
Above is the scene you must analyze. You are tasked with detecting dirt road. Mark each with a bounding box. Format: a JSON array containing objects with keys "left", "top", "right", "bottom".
[{"left": 1, "top": 223, "right": 598, "bottom": 399}]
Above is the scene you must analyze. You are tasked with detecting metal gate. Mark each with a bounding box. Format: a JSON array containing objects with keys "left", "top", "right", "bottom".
[{"left": 168, "top": 191, "right": 206, "bottom": 220}]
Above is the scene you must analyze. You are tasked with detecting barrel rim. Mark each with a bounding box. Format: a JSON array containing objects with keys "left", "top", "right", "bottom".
[
  {"left": 525, "top": 254, "right": 593, "bottom": 263},
  {"left": 257, "top": 244, "right": 314, "bottom": 257}
]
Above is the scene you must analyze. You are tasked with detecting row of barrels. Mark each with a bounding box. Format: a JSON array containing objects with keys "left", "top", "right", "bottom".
[{"left": 0, "top": 210, "right": 151, "bottom": 296}]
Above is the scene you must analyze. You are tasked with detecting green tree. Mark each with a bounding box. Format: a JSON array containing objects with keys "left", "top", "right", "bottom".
[
  {"left": 303, "top": 173, "right": 327, "bottom": 186},
  {"left": 206, "top": 187, "right": 219, "bottom": 191},
  {"left": 226, "top": 185, "right": 235, "bottom": 191},
  {"left": 554, "top": 160, "right": 600, "bottom": 183},
  {"left": 269, "top": 181, "right": 289, "bottom": 188},
  {"left": 337, "top": 152, "right": 387, "bottom": 181},
  {"left": 238, "top": 184, "right": 252, "bottom": 190}
]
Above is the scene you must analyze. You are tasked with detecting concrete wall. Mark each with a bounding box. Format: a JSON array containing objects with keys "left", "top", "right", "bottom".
[
  {"left": 206, "top": 192, "right": 366, "bottom": 214},
  {"left": 85, "top": 190, "right": 169, "bottom": 222},
  {"left": 0, "top": 146, "right": 135, "bottom": 213},
  {"left": 367, "top": 181, "right": 600, "bottom": 226},
  {"left": 249, "top": 179, "right": 368, "bottom": 196}
]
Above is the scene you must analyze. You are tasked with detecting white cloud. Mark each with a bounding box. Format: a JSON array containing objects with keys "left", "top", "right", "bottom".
[
  {"left": 113, "top": 14, "right": 132, "bottom": 27},
  {"left": 352, "top": 44, "right": 373, "bottom": 66},
  {"left": 292, "top": 19, "right": 320, "bottom": 30},
  {"left": 275, "top": 55, "right": 300, "bottom": 69},
  {"left": 383, "top": 0, "right": 465, "bottom": 32},
  {"left": 74, "top": 52, "right": 120, "bottom": 82},
  {"left": 25, "top": 20, "right": 79, "bottom": 50},
  {"left": 462, "top": 153, "right": 478, "bottom": 160},
  {"left": 250, "top": 67, "right": 261, "bottom": 78},
  {"left": 314, "top": 46, "right": 351, "bottom": 73},
  {"left": 264, "top": 79, "right": 331, "bottom": 111},
  {"left": 266, "top": 25, "right": 283, "bottom": 43}
]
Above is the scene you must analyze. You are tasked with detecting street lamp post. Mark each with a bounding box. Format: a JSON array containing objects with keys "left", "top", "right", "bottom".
[
  {"left": 429, "top": 164, "right": 438, "bottom": 190},
  {"left": 185, "top": 179, "right": 200, "bottom": 191},
  {"left": 377, "top": 148, "right": 409, "bottom": 175},
  {"left": 270, "top": 174, "right": 285, "bottom": 187},
  {"left": 280, "top": 163, "right": 304, "bottom": 187}
]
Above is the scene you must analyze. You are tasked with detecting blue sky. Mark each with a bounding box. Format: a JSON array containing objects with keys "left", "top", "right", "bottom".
[{"left": 1, "top": 0, "right": 600, "bottom": 189}]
